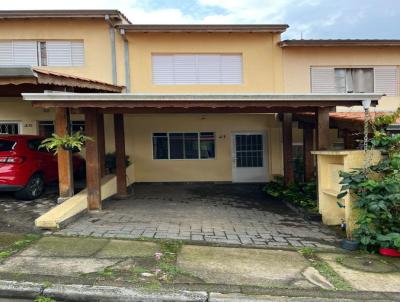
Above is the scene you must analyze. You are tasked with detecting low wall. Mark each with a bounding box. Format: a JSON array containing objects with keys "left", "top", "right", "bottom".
[
  {"left": 35, "top": 164, "right": 135, "bottom": 229},
  {"left": 312, "top": 150, "right": 381, "bottom": 237}
]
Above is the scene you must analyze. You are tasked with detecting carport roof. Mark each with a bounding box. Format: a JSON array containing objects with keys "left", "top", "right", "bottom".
[{"left": 22, "top": 92, "right": 383, "bottom": 113}]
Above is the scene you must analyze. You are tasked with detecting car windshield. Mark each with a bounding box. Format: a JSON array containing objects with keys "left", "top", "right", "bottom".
[{"left": 0, "top": 140, "right": 16, "bottom": 152}]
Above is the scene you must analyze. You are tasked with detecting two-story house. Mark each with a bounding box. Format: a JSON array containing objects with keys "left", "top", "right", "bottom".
[{"left": 0, "top": 10, "right": 390, "bottom": 215}]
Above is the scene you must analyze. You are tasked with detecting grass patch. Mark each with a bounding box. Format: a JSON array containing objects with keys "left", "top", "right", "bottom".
[
  {"left": 132, "top": 266, "right": 149, "bottom": 274},
  {"left": 97, "top": 267, "right": 115, "bottom": 278},
  {"left": 143, "top": 279, "right": 162, "bottom": 291},
  {"left": 35, "top": 296, "right": 56, "bottom": 302},
  {"left": 298, "top": 249, "right": 353, "bottom": 291},
  {"left": 0, "top": 233, "right": 41, "bottom": 260}
]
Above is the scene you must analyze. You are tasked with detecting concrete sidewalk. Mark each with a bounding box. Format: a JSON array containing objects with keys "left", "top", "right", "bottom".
[{"left": 0, "top": 235, "right": 398, "bottom": 301}]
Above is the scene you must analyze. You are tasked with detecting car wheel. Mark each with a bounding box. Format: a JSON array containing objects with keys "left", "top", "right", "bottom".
[{"left": 15, "top": 174, "right": 45, "bottom": 200}]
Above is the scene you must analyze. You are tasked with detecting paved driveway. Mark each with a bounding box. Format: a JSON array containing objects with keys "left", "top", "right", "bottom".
[{"left": 58, "top": 183, "right": 339, "bottom": 248}]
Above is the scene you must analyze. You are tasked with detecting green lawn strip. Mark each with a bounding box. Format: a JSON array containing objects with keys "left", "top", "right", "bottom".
[
  {"left": 35, "top": 296, "right": 56, "bottom": 302},
  {"left": 298, "top": 248, "right": 353, "bottom": 291},
  {"left": 0, "top": 234, "right": 41, "bottom": 261}
]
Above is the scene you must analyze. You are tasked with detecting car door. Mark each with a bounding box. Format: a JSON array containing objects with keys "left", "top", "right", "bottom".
[{"left": 27, "top": 139, "right": 58, "bottom": 182}]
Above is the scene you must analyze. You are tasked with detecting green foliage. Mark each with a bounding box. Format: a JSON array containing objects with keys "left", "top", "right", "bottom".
[
  {"left": 40, "top": 131, "right": 92, "bottom": 154},
  {"left": 35, "top": 296, "right": 56, "bottom": 302},
  {"left": 373, "top": 107, "right": 400, "bottom": 131},
  {"left": 338, "top": 117, "right": 400, "bottom": 251},
  {"left": 105, "top": 152, "right": 132, "bottom": 174},
  {"left": 263, "top": 176, "right": 318, "bottom": 212}
]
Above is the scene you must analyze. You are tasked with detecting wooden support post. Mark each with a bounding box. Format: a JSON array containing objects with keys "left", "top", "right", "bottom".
[
  {"left": 97, "top": 113, "right": 106, "bottom": 177},
  {"left": 114, "top": 114, "right": 128, "bottom": 197},
  {"left": 317, "top": 107, "right": 330, "bottom": 150},
  {"left": 85, "top": 109, "right": 102, "bottom": 210},
  {"left": 303, "top": 125, "right": 314, "bottom": 181},
  {"left": 282, "top": 113, "right": 294, "bottom": 184},
  {"left": 55, "top": 108, "right": 74, "bottom": 198}
]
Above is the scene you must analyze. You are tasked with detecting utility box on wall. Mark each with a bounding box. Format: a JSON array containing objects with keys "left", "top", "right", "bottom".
[{"left": 311, "top": 150, "right": 381, "bottom": 237}]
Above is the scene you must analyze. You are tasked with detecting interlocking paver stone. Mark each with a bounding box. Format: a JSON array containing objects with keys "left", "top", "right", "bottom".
[{"left": 57, "top": 183, "right": 340, "bottom": 248}]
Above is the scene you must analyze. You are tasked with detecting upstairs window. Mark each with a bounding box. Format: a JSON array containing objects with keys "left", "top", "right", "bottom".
[
  {"left": 0, "top": 40, "right": 84, "bottom": 67},
  {"left": 311, "top": 66, "right": 398, "bottom": 96},
  {"left": 335, "top": 68, "right": 374, "bottom": 93},
  {"left": 152, "top": 54, "right": 242, "bottom": 85}
]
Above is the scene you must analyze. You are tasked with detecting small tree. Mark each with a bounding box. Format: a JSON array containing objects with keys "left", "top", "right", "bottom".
[{"left": 338, "top": 109, "right": 400, "bottom": 251}]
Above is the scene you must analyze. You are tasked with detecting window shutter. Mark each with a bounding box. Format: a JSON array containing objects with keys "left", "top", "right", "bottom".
[
  {"left": 196, "top": 55, "right": 221, "bottom": 84},
  {"left": 152, "top": 55, "right": 174, "bottom": 85},
  {"left": 46, "top": 41, "right": 72, "bottom": 66},
  {"left": 152, "top": 54, "right": 242, "bottom": 85},
  {"left": 221, "top": 55, "right": 242, "bottom": 84},
  {"left": 310, "top": 67, "right": 336, "bottom": 93},
  {"left": 0, "top": 41, "right": 13, "bottom": 66},
  {"left": 71, "top": 41, "right": 84, "bottom": 66},
  {"left": 374, "top": 66, "right": 398, "bottom": 96},
  {"left": 173, "top": 55, "right": 197, "bottom": 84},
  {"left": 12, "top": 41, "right": 38, "bottom": 66},
  {"left": 46, "top": 41, "right": 84, "bottom": 67}
]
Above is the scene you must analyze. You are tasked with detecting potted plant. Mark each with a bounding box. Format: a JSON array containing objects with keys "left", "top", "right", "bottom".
[
  {"left": 105, "top": 152, "right": 132, "bottom": 174},
  {"left": 40, "top": 131, "right": 92, "bottom": 154},
  {"left": 377, "top": 233, "right": 400, "bottom": 257}
]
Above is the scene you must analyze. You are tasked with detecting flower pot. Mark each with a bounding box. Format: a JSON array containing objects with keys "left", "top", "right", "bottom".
[
  {"left": 62, "top": 145, "right": 74, "bottom": 151},
  {"left": 340, "top": 239, "right": 360, "bottom": 251},
  {"left": 379, "top": 248, "right": 400, "bottom": 257}
]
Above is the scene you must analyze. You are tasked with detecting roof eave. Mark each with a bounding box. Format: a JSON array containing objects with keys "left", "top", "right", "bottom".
[
  {"left": 21, "top": 93, "right": 383, "bottom": 102},
  {"left": 280, "top": 40, "right": 400, "bottom": 47},
  {"left": 118, "top": 24, "right": 289, "bottom": 33}
]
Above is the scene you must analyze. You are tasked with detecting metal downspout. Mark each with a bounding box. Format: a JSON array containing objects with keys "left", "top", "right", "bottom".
[
  {"left": 120, "top": 28, "right": 131, "bottom": 93},
  {"left": 105, "top": 15, "right": 117, "bottom": 85}
]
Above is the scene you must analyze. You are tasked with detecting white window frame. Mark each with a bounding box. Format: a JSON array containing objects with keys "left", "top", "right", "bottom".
[
  {"left": 152, "top": 132, "right": 216, "bottom": 160},
  {"left": 0, "top": 121, "right": 21, "bottom": 135},
  {"left": 152, "top": 53, "right": 243, "bottom": 86}
]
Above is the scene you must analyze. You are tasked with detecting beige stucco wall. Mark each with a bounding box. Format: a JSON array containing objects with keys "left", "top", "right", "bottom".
[
  {"left": 127, "top": 32, "right": 284, "bottom": 93},
  {"left": 0, "top": 99, "right": 84, "bottom": 135},
  {"left": 103, "top": 113, "right": 285, "bottom": 182},
  {"left": 282, "top": 46, "right": 400, "bottom": 111},
  {"left": 0, "top": 19, "right": 125, "bottom": 86}
]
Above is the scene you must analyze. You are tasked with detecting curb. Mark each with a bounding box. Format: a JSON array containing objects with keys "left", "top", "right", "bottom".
[
  {"left": 0, "top": 280, "right": 208, "bottom": 302},
  {"left": 0, "top": 280, "right": 399, "bottom": 302}
]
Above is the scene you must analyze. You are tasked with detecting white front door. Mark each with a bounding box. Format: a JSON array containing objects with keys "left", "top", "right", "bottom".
[{"left": 232, "top": 133, "right": 268, "bottom": 183}]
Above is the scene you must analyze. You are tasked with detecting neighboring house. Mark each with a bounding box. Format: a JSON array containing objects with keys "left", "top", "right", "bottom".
[{"left": 0, "top": 10, "right": 391, "bottom": 210}]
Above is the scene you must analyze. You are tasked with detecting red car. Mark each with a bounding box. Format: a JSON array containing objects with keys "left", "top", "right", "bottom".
[{"left": 0, "top": 135, "right": 85, "bottom": 200}]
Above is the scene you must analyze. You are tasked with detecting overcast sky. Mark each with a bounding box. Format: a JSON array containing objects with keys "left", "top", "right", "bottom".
[{"left": 2, "top": 0, "right": 400, "bottom": 39}]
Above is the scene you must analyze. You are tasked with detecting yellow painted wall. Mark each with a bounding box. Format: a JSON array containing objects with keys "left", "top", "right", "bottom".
[
  {"left": 127, "top": 32, "right": 284, "bottom": 93},
  {"left": 0, "top": 19, "right": 125, "bottom": 86},
  {"left": 282, "top": 46, "right": 400, "bottom": 111},
  {"left": 104, "top": 113, "right": 284, "bottom": 182},
  {"left": 0, "top": 99, "right": 83, "bottom": 135}
]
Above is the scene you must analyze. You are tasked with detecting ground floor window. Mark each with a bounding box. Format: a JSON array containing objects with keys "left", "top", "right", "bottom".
[
  {"left": 153, "top": 132, "right": 215, "bottom": 160},
  {"left": 38, "top": 120, "right": 85, "bottom": 138},
  {"left": 0, "top": 122, "right": 19, "bottom": 134}
]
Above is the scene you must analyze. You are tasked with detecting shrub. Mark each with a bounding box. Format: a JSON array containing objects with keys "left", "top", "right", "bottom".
[
  {"left": 264, "top": 176, "right": 317, "bottom": 212},
  {"left": 338, "top": 111, "right": 400, "bottom": 251}
]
